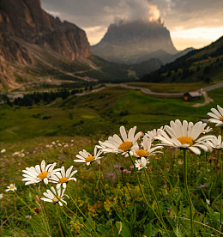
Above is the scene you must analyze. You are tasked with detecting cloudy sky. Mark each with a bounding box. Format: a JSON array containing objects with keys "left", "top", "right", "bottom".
[{"left": 40, "top": 0, "right": 223, "bottom": 50}]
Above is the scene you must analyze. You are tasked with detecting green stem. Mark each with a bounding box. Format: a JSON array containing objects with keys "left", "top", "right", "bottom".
[
  {"left": 91, "top": 163, "right": 106, "bottom": 196},
  {"left": 183, "top": 149, "right": 193, "bottom": 236},
  {"left": 56, "top": 205, "right": 64, "bottom": 237},
  {"left": 128, "top": 153, "right": 170, "bottom": 236},
  {"left": 143, "top": 168, "right": 169, "bottom": 235},
  {"left": 67, "top": 188, "right": 98, "bottom": 237},
  {"left": 143, "top": 169, "right": 162, "bottom": 216},
  {"left": 205, "top": 152, "right": 208, "bottom": 173},
  {"left": 44, "top": 184, "right": 95, "bottom": 236},
  {"left": 218, "top": 149, "right": 223, "bottom": 230},
  {"left": 14, "top": 191, "right": 34, "bottom": 214}
]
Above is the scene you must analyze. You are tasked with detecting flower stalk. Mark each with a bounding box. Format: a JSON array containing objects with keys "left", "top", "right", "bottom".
[
  {"left": 183, "top": 149, "right": 194, "bottom": 236},
  {"left": 128, "top": 153, "right": 170, "bottom": 236}
]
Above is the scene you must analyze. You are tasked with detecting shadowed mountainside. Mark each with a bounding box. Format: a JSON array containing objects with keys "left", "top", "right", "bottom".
[{"left": 0, "top": 0, "right": 91, "bottom": 89}]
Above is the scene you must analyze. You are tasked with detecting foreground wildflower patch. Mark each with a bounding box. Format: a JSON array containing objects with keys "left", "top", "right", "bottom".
[{"left": 1, "top": 105, "right": 222, "bottom": 237}]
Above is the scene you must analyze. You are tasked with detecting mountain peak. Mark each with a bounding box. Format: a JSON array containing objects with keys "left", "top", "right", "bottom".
[{"left": 92, "top": 20, "right": 177, "bottom": 64}]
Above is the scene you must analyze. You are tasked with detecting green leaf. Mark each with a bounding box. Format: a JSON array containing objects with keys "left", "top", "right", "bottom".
[
  {"left": 97, "top": 224, "right": 109, "bottom": 234},
  {"left": 143, "top": 223, "right": 152, "bottom": 237},
  {"left": 85, "top": 215, "right": 95, "bottom": 231},
  {"left": 116, "top": 221, "right": 132, "bottom": 237}
]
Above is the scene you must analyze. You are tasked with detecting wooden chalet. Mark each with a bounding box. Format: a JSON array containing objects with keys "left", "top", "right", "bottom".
[{"left": 183, "top": 91, "right": 201, "bottom": 101}]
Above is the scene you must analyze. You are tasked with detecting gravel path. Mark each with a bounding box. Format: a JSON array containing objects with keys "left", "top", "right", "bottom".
[
  {"left": 193, "top": 91, "right": 214, "bottom": 107},
  {"left": 76, "top": 82, "right": 223, "bottom": 99},
  {"left": 119, "top": 82, "right": 223, "bottom": 98}
]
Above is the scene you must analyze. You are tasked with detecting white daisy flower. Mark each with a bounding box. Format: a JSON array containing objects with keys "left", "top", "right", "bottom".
[
  {"left": 41, "top": 186, "right": 69, "bottom": 206},
  {"left": 99, "top": 126, "right": 142, "bottom": 154},
  {"left": 206, "top": 135, "right": 223, "bottom": 150},
  {"left": 0, "top": 193, "right": 3, "bottom": 199},
  {"left": 135, "top": 157, "right": 150, "bottom": 170},
  {"left": 96, "top": 141, "right": 107, "bottom": 151},
  {"left": 155, "top": 119, "right": 215, "bottom": 155},
  {"left": 50, "top": 166, "right": 77, "bottom": 189},
  {"left": 1, "top": 149, "right": 6, "bottom": 153},
  {"left": 145, "top": 126, "right": 164, "bottom": 141},
  {"left": 207, "top": 105, "right": 223, "bottom": 127},
  {"left": 18, "top": 152, "right": 25, "bottom": 157},
  {"left": 201, "top": 126, "right": 213, "bottom": 134},
  {"left": 22, "top": 160, "right": 60, "bottom": 185},
  {"left": 6, "top": 184, "right": 17, "bottom": 192},
  {"left": 13, "top": 151, "right": 19, "bottom": 156},
  {"left": 132, "top": 135, "right": 163, "bottom": 158},
  {"left": 74, "top": 146, "right": 103, "bottom": 165}
]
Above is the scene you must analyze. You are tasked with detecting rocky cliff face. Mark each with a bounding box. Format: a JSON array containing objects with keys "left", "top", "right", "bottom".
[
  {"left": 91, "top": 20, "right": 178, "bottom": 64},
  {"left": 0, "top": 0, "right": 91, "bottom": 89},
  {"left": 0, "top": 0, "right": 91, "bottom": 61}
]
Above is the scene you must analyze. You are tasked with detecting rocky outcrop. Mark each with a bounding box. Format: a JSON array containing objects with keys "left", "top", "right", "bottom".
[
  {"left": 92, "top": 20, "right": 178, "bottom": 64},
  {"left": 0, "top": 0, "right": 91, "bottom": 89},
  {"left": 0, "top": 56, "right": 20, "bottom": 89},
  {"left": 0, "top": 0, "right": 91, "bottom": 61},
  {"left": 0, "top": 34, "right": 33, "bottom": 65}
]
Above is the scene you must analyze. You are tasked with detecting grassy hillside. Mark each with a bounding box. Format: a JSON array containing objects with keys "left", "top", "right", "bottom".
[
  {"left": 141, "top": 36, "right": 223, "bottom": 83},
  {"left": 0, "top": 86, "right": 222, "bottom": 143}
]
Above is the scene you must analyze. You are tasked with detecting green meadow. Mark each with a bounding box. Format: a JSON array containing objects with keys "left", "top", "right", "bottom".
[
  {"left": 0, "top": 86, "right": 222, "bottom": 142},
  {"left": 0, "top": 84, "right": 223, "bottom": 237}
]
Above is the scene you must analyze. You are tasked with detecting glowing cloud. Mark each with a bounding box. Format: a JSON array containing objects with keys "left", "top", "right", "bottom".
[
  {"left": 111, "top": 0, "right": 163, "bottom": 24},
  {"left": 148, "top": 5, "right": 161, "bottom": 22}
]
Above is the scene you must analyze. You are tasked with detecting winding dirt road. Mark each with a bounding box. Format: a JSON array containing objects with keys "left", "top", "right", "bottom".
[{"left": 76, "top": 82, "right": 223, "bottom": 99}]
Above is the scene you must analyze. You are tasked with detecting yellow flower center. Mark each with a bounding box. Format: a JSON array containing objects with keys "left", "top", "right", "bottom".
[
  {"left": 58, "top": 177, "right": 68, "bottom": 183},
  {"left": 140, "top": 163, "right": 142, "bottom": 167},
  {"left": 10, "top": 186, "right": 15, "bottom": 190},
  {"left": 202, "top": 130, "right": 206, "bottom": 133},
  {"left": 37, "top": 171, "right": 49, "bottom": 180},
  {"left": 86, "top": 156, "right": 95, "bottom": 162},
  {"left": 52, "top": 196, "right": 61, "bottom": 203},
  {"left": 135, "top": 149, "right": 148, "bottom": 157},
  {"left": 220, "top": 116, "right": 223, "bottom": 122},
  {"left": 177, "top": 136, "right": 194, "bottom": 146},
  {"left": 118, "top": 141, "right": 133, "bottom": 151}
]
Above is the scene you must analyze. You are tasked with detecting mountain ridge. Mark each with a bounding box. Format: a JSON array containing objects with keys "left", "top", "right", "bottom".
[
  {"left": 91, "top": 20, "right": 178, "bottom": 64},
  {"left": 0, "top": 0, "right": 91, "bottom": 89}
]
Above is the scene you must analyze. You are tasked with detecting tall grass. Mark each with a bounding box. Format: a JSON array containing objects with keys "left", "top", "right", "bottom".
[{"left": 0, "top": 123, "right": 222, "bottom": 236}]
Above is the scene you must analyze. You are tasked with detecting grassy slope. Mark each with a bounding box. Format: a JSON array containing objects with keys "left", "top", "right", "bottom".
[
  {"left": 0, "top": 86, "right": 222, "bottom": 143},
  {"left": 141, "top": 37, "right": 223, "bottom": 83},
  {"left": 126, "top": 82, "right": 222, "bottom": 93}
]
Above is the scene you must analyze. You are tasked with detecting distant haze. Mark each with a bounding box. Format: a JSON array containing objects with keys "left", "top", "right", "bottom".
[{"left": 40, "top": 0, "right": 223, "bottom": 50}]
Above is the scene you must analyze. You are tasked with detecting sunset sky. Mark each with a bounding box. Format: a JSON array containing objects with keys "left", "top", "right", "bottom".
[{"left": 40, "top": 0, "right": 223, "bottom": 51}]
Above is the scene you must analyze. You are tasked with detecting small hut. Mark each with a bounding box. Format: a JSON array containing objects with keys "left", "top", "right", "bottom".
[{"left": 183, "top": 91, "right": 201, "bottom": 101}]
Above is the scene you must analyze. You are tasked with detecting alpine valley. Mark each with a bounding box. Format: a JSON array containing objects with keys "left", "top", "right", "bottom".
[{"left": 0, "top": 0, "right": 222, "bottom": 92}]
